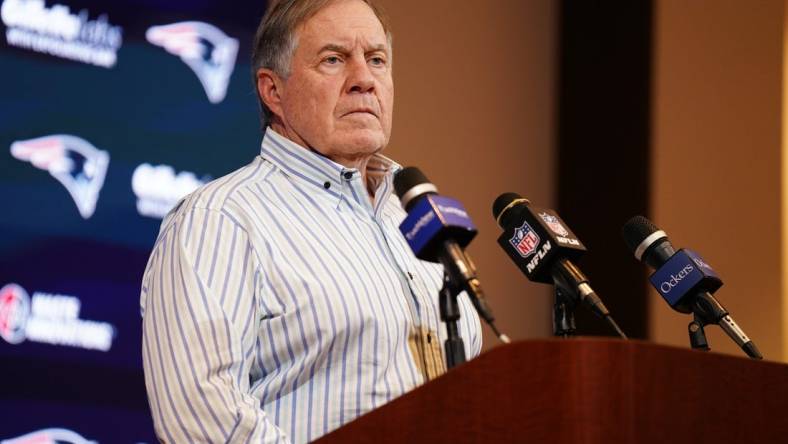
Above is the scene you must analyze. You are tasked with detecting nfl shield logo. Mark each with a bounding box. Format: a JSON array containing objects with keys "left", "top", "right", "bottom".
[
  {"left": 510, "top": 222, "right": 541, "bottom": 258},
  {"left": 539, "top": 212, "right": 569, "bottom": 237}
]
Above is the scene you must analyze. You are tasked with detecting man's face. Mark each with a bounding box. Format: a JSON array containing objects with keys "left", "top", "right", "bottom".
[{"left": 273, "top": 0, "right": 393, "bottom": 163}]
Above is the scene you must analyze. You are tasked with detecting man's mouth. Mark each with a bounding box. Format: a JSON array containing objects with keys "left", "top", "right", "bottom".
[{"left": 343, "top": 108, "right": 378, "bottom": 118}]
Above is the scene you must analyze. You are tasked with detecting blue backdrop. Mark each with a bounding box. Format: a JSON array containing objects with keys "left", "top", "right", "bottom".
[{"left": 0, "top": 0, "right": 267, "bottom": 441}]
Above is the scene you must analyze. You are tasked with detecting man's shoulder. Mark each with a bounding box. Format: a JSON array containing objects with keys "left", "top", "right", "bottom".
[{"left": 165, "top": 156, "right": 275, "bottom": 221}]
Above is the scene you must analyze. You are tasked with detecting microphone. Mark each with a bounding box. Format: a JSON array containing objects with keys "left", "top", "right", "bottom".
[
  {"left": 622, "top": 215, "right": 762, "bottom": 359},
  {"left": 492, "top": 192, "right": 627, "bottom": 339},
  {"left": 394, "top": 167, "right": 509, "bottom": 344}
]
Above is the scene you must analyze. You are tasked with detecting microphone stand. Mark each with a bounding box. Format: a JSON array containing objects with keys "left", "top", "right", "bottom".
[
  {"left": 439, "top": 272, "right": 466, "bottom": 369},
  {"left": 688, "top": 313, "right": 710, "bottom": 351},
  {"left": 552, "top": 285, "right": 577, "bottom": 338},
  {"left": 686, "top": 295, "right": 763, "bottom": 359}
]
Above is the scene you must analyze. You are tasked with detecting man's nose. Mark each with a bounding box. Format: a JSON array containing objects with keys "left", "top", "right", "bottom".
[{"left": 346, "top": 58, "right": 375, "bottom": 94}]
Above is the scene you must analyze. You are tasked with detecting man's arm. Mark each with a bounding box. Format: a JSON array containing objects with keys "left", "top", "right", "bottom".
[{"left": 141, "top": 206, "right": 288, "bottom": 443}]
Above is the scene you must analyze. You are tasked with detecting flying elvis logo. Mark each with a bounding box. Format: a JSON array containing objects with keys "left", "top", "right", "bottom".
[
  {"left": 146, "top": 21, "right": 238, "bottom": 104},
  {"left": 10, "top": 135, "right": 109, "bottom": 219},
  {"left": 1, "top": 427, "right": 97, "bottom": 444}
]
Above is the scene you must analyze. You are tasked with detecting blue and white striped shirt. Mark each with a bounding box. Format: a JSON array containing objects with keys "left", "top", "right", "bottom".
[{"left": 140, "top": 128, "right": 482, "bottom": 443}]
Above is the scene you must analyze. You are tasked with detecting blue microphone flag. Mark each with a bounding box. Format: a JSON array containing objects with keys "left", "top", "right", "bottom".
[
  {"left": 399, "top": 194, "right": 476, "bottom": 260},
  {"left": 649, "top": 249, "right": 722, "bottom": 307}
]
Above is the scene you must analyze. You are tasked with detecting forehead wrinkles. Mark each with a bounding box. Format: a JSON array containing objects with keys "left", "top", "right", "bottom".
[{"left": 296, "top": 4, "right": 388, "bottom": 52}]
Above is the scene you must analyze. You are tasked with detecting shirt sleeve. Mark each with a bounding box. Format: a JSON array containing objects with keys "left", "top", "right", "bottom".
[{"left": 141, "top": 206, "right": 289, "bottom": 443}]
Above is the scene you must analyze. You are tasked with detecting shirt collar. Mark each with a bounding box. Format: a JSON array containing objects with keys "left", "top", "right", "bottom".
[{"left": 259, "top": 127, "right": 401, "bottom": 214}]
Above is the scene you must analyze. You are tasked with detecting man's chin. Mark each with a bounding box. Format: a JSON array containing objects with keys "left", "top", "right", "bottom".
[{"left": 335, "top": 130, "right": 388, "bottom": 154}]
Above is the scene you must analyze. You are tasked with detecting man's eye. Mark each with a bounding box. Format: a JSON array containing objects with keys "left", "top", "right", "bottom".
[
  {"left": 324, "top": 56, "right": 341, "bottom": 64},
  {"left": 369, "top": 57, "right": 386, "bottom": 66}
]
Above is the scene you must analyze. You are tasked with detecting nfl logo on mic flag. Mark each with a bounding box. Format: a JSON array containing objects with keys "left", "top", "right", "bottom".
[
  {"left": 510, "top": 221, "right": 540, "bottom": 258},
  {"left": 539, "top": 212, "right": 570, "bottom": 237}
]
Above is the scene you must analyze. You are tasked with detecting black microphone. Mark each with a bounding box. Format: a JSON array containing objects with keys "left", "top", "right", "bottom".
[
  {"left": 622, "top": 215, "right": 762, "bottom": 359},
  {"left": 492, "top": 192, "right": 627, "bottom": 339},
  {"left": 394, "top": 167, "right": 509, "bottom": 344}
]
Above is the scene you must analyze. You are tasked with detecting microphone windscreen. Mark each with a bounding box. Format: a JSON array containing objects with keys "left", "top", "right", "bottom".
[
  {"left": 492, "top": 192, "right": 521, "bottom": 220},
  {"left": 393, "top": 166, "right": 431, "bottom": 199},
  {"left": 493, "top": 193, "right": 531, "bottom": 230},
  {"left": 622, "top": 215, "right": 659, "bottom": 254}
]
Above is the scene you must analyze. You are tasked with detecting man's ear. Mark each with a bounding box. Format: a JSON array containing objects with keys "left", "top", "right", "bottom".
[{"left": 257, "top": 68, "right": 285, "bottom": 119}]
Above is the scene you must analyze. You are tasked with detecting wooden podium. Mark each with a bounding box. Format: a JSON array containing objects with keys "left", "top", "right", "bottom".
[{"left": 315, "top": 339, "right": 788, "bottom": 443}]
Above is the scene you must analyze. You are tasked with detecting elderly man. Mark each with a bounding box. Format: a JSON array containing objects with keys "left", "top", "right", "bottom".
[{"left": 140, "top": 0, "right": 481, "bottom": 442}]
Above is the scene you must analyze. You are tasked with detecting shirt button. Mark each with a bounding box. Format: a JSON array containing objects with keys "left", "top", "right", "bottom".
[
  {"left": 343, "top": 172, "right": 353, "bottom": 180},
  {"left": 407, "top": 272, "right": 414, "bottom": 280},
  {"left": 323, "top": 181, "right": 331, "bottom": 189}
]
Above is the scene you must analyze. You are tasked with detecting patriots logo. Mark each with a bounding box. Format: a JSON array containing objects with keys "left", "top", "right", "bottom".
[
  {"left": 510, "top": 221, "right": 540, "bottom": 258},
  {"left": 10, "top": 135, "right": 110, "bottom": 219},
  {"left": 1, "top": 427, "right": 97, "bottom": 444},
  {"left": 146, "top": 21, "right": 239, "bottom": 104}
]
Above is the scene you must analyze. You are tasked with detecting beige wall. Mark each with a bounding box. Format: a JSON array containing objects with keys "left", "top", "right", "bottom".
[
  {"left": 652, "top": 0, "right": 785, "bottom": 360},
  {"left": 377, "top": 0, "right": 557, "bottom": 348},
  {"left": 375, "top": 0, "right": 788, "bottom": 359},
  {"left": 369, "top": 0, "right": 788, "bottom": 359}
]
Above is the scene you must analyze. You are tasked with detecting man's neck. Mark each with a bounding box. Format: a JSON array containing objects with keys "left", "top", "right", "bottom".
[{"left": 269, "top": 123, "right": 377, "bottom": 202}]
